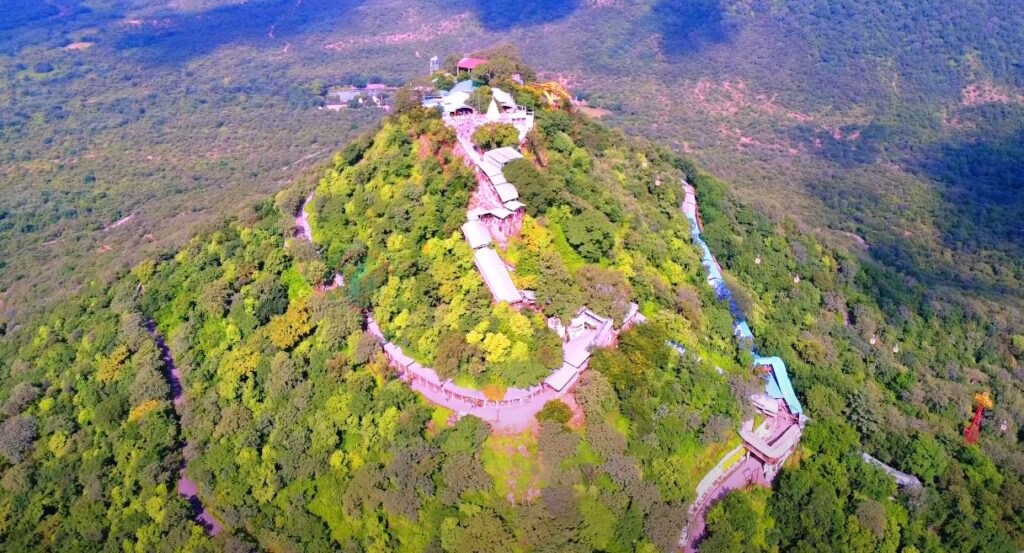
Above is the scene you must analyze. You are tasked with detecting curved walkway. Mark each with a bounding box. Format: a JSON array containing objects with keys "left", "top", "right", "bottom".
[
  {"left": 366, "top": 314, "right": 589, "bottom": 432},
  {"left": 147, "top": 323, "right": 223, "bottom": 536},
  {"left": 294, "top": 192, "right": 584, "bottom": 431},
  {"left": 293, "top": 106, "right": 638, "bottom": 431}
]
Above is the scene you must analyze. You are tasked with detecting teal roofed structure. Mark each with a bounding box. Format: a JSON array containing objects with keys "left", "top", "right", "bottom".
[
  {"left": 755, "top": 355, "right": 803, "bottom": 415},
  {"left": 734, "top": 321, "right": 753, "bottom": 343},
  {"left": 682, "top": 200, "right": 729, "bottom": 298},
  {"left": 448, "top": 79, "right": 477, "bottom": 95},
  {"left": 682, "top": 179, "right": 803, "bottom": 417}
]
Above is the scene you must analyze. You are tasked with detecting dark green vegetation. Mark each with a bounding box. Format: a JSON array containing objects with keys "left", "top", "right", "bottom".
[
  {"left": 0, "top": 104, "right": 758, "bottom": 551},
  {"left": 0, "top": 276, "right": 212, "bottom": 550},
  {"left": 471, "top": 122, "right": 519, "bottom": 150},
  {"left": 687, "top": 171, "right": 1024, "bottom": 551},
  {"left": 3, "top": 1, "right": 1024, "bottom": 551}
]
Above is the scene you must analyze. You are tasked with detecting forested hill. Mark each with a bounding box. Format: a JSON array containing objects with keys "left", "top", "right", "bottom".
[
  {"left": 2, "top": 81, "right": 1024, "bottom": 552},
  {"left": 4, "top": 0, "right": 1023, "bottom": 332}
]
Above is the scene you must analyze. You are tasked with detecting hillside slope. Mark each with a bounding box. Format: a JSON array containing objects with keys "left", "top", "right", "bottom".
[
  {"left": 2, "top": 86, "right": 1023, "bottom": 551},
  {"left": 4, "top": 0, "right": 1023, "bottom": 330},
  {"left": 0, "top": 98, "right": 754, "bottom": 551}
]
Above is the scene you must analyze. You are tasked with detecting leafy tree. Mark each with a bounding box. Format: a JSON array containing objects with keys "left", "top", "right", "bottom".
[
  {"left": 467, "top": 85, "right": 494, "bottom": 112},
  {"left": 439, "top": 416, "right": 490, "bottom": 457},
  {"left": 431, "top": 71, "right": 457, "bottom": 91},
  {"left": 855, "top": 499, "right": 887, "bottom": 538},
  {"left": 352, "top": 331, "right": 381, "bottom": 365},
  {"left": 644, "top": 500, "right": 689, "bottom": 552},
  {"left": 1, "top": 382, "right": 40, "bottom": 417},
  {"left": 702, "top": 489, "right": 771, "bottom": 552},
  {"left": 248, "top": 276, "right": 289, "bottom": 324},
  {"left": 268, "top": 302, "right": 312, "bottom": 350},
  {"left": 534, "top": 251, "right": 581, "bottom": 320},
  {"left": 575, "top": 370, "right": 615, "bottom": 417},
  {"left": 575, "top": 265, "right": 633, "bottom": 321},
  {"left": 0, "top": 415, "right": 37, "bottom": 464},
  {"left": 472, "top": 123, "right": 519, "bottom": 150},
  {"left": 537, "top": 400, "right": 573, "bottom": 425},
  {"left": 468, "top": 44, "right": 537, "bottom": 84},
  {"left": 394, "top": 84, "right": 425, "bottom": 114},
  {"left": 906, "top": 433, "right": 948, "bottom": 483},
  {"left": 440, "top": 452, "right": 490, "bottom": 505},
  {"left": 503, "top": 158, "right": 563, "bottom": 211},
  {"left": 699, "top": 414, "right": 732, "bottom": 445},
  {"left": 440, "top": 508, "right": 516, "bottom": 553},
  {"left": 562, "top": 210, "right": 613, "bottom": 262}
]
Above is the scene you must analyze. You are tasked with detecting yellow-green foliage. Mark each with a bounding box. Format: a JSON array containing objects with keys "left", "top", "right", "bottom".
[{"left": 481, "top": 431, "right": 541, "bottom": 502}]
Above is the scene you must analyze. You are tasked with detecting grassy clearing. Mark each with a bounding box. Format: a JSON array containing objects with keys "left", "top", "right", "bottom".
[
  {"left": 427, "top": 405, "right": 453, "bottom": 438},
  {"left": 677, "top": 433, "right": 744, "bottom": 495},
  {"left": 481, "top": 430, "right": 541, "bottom": 502}
]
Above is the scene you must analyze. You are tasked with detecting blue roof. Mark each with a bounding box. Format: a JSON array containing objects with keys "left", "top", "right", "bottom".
[
  {"left": 764, "top": 372, "right": 783, "bottom": 399},
  {"left": 734, "top": 321, "right": 753, "bottom": 341},
  {"left": 685, "top": 209, "right": 731, "bottom": 299},
  {"left": 754, "top": 355, "right": 803, "bottom": 414},
  {"left": 448, "top": 80, "right": 477, "bottom": 95},
  {"left": 684, "top": 187, "right": 802, "bottom": 416}
]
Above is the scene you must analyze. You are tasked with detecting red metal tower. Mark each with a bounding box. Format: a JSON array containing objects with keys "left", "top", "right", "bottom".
[{"left": 965, "top": 392, "right": 993, "bottom": 444}]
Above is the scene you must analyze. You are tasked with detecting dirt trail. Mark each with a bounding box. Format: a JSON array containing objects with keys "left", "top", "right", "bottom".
[
  {"left": 147, "top": 323, "right": 223, "bottom": 536},
  {"left": 103, "top": 213, "right": 134, "bottom": 231},
  {"left": 294, "top": 191, "right": 314, "bottom": 241}
]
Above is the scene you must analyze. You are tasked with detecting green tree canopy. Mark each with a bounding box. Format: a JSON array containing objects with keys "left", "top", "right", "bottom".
[{"left": 471, "top": 123, "right": 519, "bottom": 150}]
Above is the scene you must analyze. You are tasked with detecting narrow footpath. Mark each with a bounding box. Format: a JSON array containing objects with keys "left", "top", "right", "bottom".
[
  {"left": 147, "top": 323, "right": 223, "bottom": 536},
  {"left": 295, "top": 190, "right": 314, "bottom": 242}
]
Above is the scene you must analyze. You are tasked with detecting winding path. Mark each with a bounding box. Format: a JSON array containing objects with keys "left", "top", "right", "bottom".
[
  {"left": 292, "top": 136, "right": 803, "bottom": 545},
  {"left": 294, "top": 185, "right": 592, "bottom": 432},
  {"left": 147, "top": 323, "right": 223, "bottom": 536},
  {"left": 292, "top": 99, "right": 631, "bottom": 432}
]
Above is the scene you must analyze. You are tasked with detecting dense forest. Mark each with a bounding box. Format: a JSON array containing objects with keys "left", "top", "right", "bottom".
[
  {"left": 0, "top": 92, "right": 757, "bottom": 551},
  {"left": 4, "top": 0, "right": 1023, "bottom": 329},
  {"left": 2, "top": 2, "right": 1024, "bottom": 551},
  {"left": 3, "top": 71, "right": 1024, "bottom": 550}
]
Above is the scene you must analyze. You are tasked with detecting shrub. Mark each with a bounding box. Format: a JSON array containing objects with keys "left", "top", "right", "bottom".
[
  {"left": 472, "top": 123, "right": 519, "bottom": 150},
  {"left": 536, "top": 400, "right": 573, "bottom": 424}
]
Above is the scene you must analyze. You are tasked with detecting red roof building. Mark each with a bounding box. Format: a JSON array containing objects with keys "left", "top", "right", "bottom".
[{"left": 456, "top": 57, "right": 488, "bottom": 74}]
